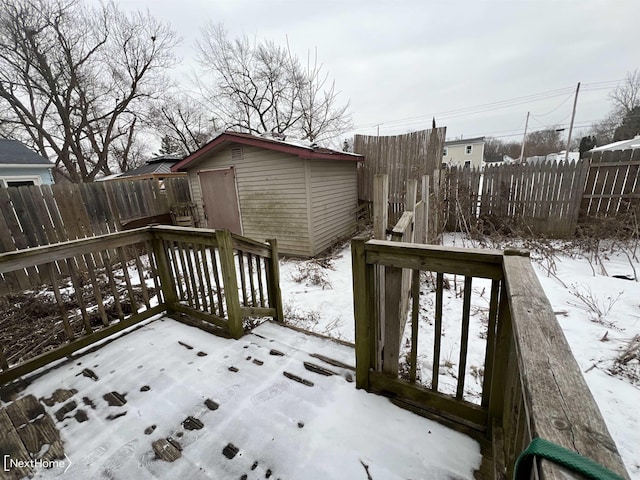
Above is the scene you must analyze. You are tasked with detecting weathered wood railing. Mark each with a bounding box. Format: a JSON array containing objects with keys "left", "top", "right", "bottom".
[
  {"left": 352, "top": 239, "right": 629, "bottom": 479},
  {"left": 0, "top": 226, "right": 282, "bottom": 385}
]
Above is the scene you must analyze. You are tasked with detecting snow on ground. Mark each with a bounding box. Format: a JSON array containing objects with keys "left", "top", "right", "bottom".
[
  {"left": 18, "top": 320, "right": 480, "bottom": 479},
  {"left": 278, "top": 235, "right": 640, "bottom": 478}
]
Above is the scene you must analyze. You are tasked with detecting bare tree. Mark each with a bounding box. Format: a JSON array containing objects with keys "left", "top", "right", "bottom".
[
  {"left": 0, "top": 0, "right": 178, "bottom": 182},
  {"left": 297, "top": 48, "right": 352, "bottom": 142},
  {"left": 196, "top": 24, "right": 351, "bottom": 143},
  {"left": 149, "top": 94, "right": 219, "bottom": 154},
  {"left": 609, "top": 69, "right": 640, "bottom": 118}
]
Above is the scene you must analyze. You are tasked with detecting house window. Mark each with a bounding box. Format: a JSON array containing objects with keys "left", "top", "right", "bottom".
[
  {"left": 464, "top": 160, "right": 471, "bottom": 168},
  {"left": 465, "top": 145, "right": 473, "bottom": 155},
  {"left": 6, "top": 180, "right": 36, "bottom": 187},
  {"left": 443, "top": 147, "right": 448, "bottom": 156}
]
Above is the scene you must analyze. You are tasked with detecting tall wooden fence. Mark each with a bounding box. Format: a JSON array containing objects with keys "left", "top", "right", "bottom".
[
  {"left": 581, "top": 149, "right": 640, "bottom": 219},
  {"left": 354, "top": 128, "right": 446, "bottom": 213},
  {"left": 0, "top": 177, "right": 192, "bottom": 290},
  {"left": 439, "top": 151, "right": 639, "bottom": 237}
]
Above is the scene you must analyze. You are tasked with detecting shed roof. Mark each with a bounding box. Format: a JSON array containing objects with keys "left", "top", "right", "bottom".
[
  {"left": 119, "top": 159, "right": 181, "bottom": 178},
  {"left": 0, "top": 139, "right": 53, "bottom": 166},
  {"left": 172, "top": 131, "right": 363, "bottom": 172},
  {"left": 444, "top": 137, "right": 485, "bottom": 147}
]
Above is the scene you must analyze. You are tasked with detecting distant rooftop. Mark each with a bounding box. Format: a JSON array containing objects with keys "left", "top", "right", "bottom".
[
  {"left": 0, "top": 139, "right": 52, "bottom": 166},
  {"left": 119, "top": 154, "right": 185, "bottom": 178},
  {"left": 444, "top": 137, "right": 485, "bottom": 147},
  {"left": 590, "top": 135, "right": 640, "bottom": 152}
]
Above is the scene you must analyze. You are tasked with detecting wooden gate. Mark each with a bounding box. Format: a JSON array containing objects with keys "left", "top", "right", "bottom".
[{"left": 198, "top": 167, "right": 242, "bottom": 234}]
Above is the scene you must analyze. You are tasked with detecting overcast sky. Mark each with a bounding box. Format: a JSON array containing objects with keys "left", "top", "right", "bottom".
[{"left": 119, "top": 0, "right": 637, "bottom": 144}]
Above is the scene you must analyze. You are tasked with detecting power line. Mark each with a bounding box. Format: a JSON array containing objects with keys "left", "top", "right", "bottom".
[{"left": 354, "top": 77, "right": 626, "bottom": 133}]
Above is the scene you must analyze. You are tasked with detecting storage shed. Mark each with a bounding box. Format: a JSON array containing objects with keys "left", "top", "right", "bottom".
[{"left": 172, "top": 131, "right": 364, "bottom": 257}]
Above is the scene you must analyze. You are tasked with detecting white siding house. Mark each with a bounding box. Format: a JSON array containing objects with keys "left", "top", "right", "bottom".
[
  {"left": 442, "top": 137, "right": 485, "bottom": 169},
  {"left": 172, "top": 131, "right": 363, "bottom": 257}
]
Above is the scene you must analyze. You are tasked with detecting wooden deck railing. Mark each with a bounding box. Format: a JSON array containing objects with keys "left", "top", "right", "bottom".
[
  {"left": 352, "top": 238, "right": 629, "bottom": 479},
  {"left": 0, "top": 226, "right": 282, "bottom": 385}
]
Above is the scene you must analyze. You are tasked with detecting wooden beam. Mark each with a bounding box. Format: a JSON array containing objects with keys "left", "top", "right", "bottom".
[
  {"left": 266, "top": 239, "right": 284, "bottom": 322},
  {"left": 503, "top": 254, "right": 629, "bottom": 479},
  {"left": 373, "top": 174, "right": 389, "bottom": 240},
  {"left": 216, "top": 229, "right": 244, "bottom": 339},
  {"left": 352, "top": 238, "right": 373, "bottom": 389}
]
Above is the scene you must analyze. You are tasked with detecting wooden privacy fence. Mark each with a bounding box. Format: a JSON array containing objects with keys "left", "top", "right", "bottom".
[
  {"left": 581, "top": 148, "right": 640, "bottom": 219},
  {"left": 0, "top": 177, "right": 192, "bottom": 291},
  {"left": 354, "top": 128, "right": 446, "bottom": 212},
  {"left": 351, "top": 239, "right": 630, "bottom": 479},
  {"left": 440, "top": 150, "right": 640, "bottom": 237},
  {"left": 0, "top": 225, "right": 283, "bottom": 385}
]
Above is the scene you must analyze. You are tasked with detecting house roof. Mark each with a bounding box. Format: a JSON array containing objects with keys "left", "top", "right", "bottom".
[
  {"left": 0, "top": 139, "right": 53, "bottom": 166},
  {"left": 589, "top": 135, "right": 640, "bottom": 152},
  {"left": 444, "top": 136, "right": 485, "bottom": 147},
  {"left": 119, "top": 158, "right": 183, "bottom": 178},
  {"left": 172, "top": 131, "right": 363, "bottom": 172}
]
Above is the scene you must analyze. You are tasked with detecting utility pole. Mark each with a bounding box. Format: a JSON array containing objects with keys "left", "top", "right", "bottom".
[
  {"left": 519, "top": 111, "right": 529, "bottom": 163},
  {"left": 565, "top": 82, "right": 581, "bottom": 162}
]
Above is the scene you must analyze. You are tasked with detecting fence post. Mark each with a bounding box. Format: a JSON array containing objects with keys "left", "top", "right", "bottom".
[
  {"left": 352, "top": 237, "right": 373, "bottom": 389},
  {"left": 373, "top": 174, "right": 389, "bottom": 240},
  {"left": 432, "top": 170, "right": 441, "bottom": 243},
  {"left": 151, "top": 230, "right": 177, "bottom": 311},
  {"left": 216, "top": 229, "right": 244, "bottom": 339},
  {"left": 266, "top": 238, "right": 284, "bottom": 323}
]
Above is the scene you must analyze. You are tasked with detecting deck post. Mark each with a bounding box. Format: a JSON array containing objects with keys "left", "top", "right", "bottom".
[
  {"left": 352, "top": 237, "right": 374, "bottom": 389},
  {"left": 266, "top": 238, "right": 284, "bottom": 323},
  {"left": 151, "top": 231, "right": 177, "bottom": 311},
  {"left": 216, "top": 229, "right": 244, "bottom": 339}
]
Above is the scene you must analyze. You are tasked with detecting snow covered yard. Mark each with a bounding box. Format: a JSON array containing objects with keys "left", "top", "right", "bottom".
[{"left": 279, "top": 235, "right": 640, "bottom": 479}]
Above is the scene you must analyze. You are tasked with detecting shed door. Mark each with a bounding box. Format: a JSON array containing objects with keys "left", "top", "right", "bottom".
[{"left": 198, "top": 167, "right": 242, "bottom": 234}]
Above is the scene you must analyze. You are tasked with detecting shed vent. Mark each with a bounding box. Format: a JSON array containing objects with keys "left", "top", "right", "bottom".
[{"left": 231, "top": 146, "right": 243, "bottom": 160}]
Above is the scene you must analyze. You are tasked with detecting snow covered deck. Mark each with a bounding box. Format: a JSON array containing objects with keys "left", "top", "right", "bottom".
[{"left": 2, "top": 317, "right": 481, "bottom": 479}]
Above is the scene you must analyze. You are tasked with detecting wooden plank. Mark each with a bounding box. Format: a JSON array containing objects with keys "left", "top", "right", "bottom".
[
  {"left": 432, "top": 272, "right": 444, "bottom": 391},
  {"left": 100, "top": 250, "right": 125, "bottom": 321},
  {"left": 217, "top": 229, "right": 244, "bottom": 339},
  {"left": 0, "top": 229, "right": 152, "bottom": 274},
  {"left": 117, "top": 246, "right": 139, "bottom": 315},
  {"left": 151, "top": 235, "right": 178, "bottom": 310},
  {"left": 171, "top": 303, "right": 230, "bottom": 332},
  {"left": 47, "top": 263, "right": 75, "bottom": 340},
  {"left": 256, "top": 256, "right": 266, "bottom": 307},
  {"left": 409, "top": 269, "right": 420, "bottom": 383},
  {"left": 369, "top": 371, "right": 488, "bottom": 431},
  {"left": 481, "top": 279, "right": 500, "bottom": 408},
  {"left": 192, "top": 244, "right": 209, "bottom": 312},
  {"left": 132, "top": 248, "right": 151, "bottom": 310},
  {"left": 266, "top": 239, "right": 284, "bottom": 322},
  {"left": 240, "top": 306, "right": 276, "bottom": 317},
  {"left": 63, "top": 256, "right": 91, "bottom": 335},
  {"left": 373, "top": 174, "right": 389, "bottom": 240},
  {"left": 207, "top": 244, "right": 225, "bottom": 317},
  {"left": 83, "top": 253, "right": 109, "bottom": 326},
  {"left": 166, "top": 240, "right": 184, "bottom": 300},
  {"left": 456, "top": 276, "right": 472, "bottom": 400},
  {"left": 365, "top": 246, "right": 504, "bottom": 280},
  {"left": 144, "top": 240, "right": 163, "bottom": 305},
  {"left": 8, "top": 187, "right": 39, "bottom": 247},
  {"left": 351, "top": 237, "right": 374, "bottom": 390},
  {"left": 247, "top": 253, "right": 257, "bottom": 306},
  {"left": 0, "top": 200, "right": 28, "bottom": 289},
  {"left": 0, "top": 409, "right": 32, "bottom": 478},
  {"left": 0, "top": 305, "right": 164, "bottom": 385},
  {"left": 503, "top": 254, "right": 629, "bottom": 479},
  {"left": 382, "top": 260, "right": 403, "bottom": 376},
  {"left": 237, "top": 250, "right": 248, "bottom": 306}
]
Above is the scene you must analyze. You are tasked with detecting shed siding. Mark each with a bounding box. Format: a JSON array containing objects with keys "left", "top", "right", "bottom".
[
  {"left": 187, "top": 144, "right": 312, "bottom": 256},
  {"left": 309, "top": 160, "right": 358, "bottom": 253}
]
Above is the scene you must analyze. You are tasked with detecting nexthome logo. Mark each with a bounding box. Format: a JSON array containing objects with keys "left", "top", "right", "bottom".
[{"left": 3, "top": 454, "right": 72, "bottom": 473}]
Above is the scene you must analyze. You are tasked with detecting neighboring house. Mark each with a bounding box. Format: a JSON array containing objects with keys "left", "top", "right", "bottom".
[
  {"left": 0, "top": 139, "right": 54, "bottom": 187},
  {"left": 589, "top": 135, "right": 640, "bottom": 154},
  {"left": 172, "top": 131, "right": 364, "bottom": 257},
  {"left": 116, "top": 154, "right": 186, "bottom": 181},
  {"left": 442, "top": 137, "right": 485, "bottom": 168}
]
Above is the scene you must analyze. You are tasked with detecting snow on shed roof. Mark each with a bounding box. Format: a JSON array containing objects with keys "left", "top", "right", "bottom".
[{"left": 172, "top": 131, "right": 363, "bottom": 172}]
